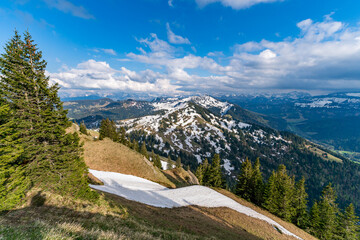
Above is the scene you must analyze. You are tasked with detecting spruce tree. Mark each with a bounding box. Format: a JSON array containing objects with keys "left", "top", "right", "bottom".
[
  {"left": 263, "top": 165, "right": 295, "bottom": 221},
  {"left": 207, "top": 154, "right": 222, "bottom": 188},
  {"left": 176, "top": 156, "right": 181, "bottom": 169},
  {"left": 250, "top": 157, "right": 264, "bottom": 205},
  {"left": 235, "top": 157, "right": 253, "bottom": 201},
  {"left": 309, "top": 202, "right": 322, "bottom": 237},
  {"left": 79, "top": 121, "right": 88, "bottom": 135},
  {"left": 153, "top": 154, "right": 162, "bottom": 169},
  {"left": 317, "top": 183, "right": 339, "bottom": 239},
  {"left": 337, "top": 203, "right": 359, "bottom": 240},
  {"left": 167, "top": 158, "right": 172, "bottom": 170},
  {"left": 0, "top": 31, "right": 95, "bottom": 210},
  {"left": 292, "top": 177, "right": 308, "bottom": 228},
  {"left": 132, "top": 139, "right": 139, "bottom": 152},
  {"left": 195, "top": 164, "right": 204, "bottom": 185},
  {"left": 140, "top": 141, "right": 149, "bottom": 159}
]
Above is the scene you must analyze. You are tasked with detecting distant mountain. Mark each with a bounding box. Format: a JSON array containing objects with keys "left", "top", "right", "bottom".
[
  {"left": 219, "top": 92, "right": 360, "bottom": 162},
  {"left": 64, "top": 95, "right": 360, "bottom": 213}
]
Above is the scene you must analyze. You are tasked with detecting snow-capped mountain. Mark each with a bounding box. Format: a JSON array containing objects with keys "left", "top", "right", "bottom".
[{"left": 119, "top": 96, "right": 294, "bottom": 177}]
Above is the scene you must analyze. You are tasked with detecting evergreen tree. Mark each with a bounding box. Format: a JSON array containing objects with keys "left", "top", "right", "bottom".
[
  {"left": 176, "top": 156, "right": 181, "bottom": 169},
  {"left": 140, "top": 141, "right": 149, "bottom": 159},
  {"left": 207, "top": 154, "right": 222, "bottom": 188},
  {"left": 150, "top": 150, "right": 155, "bottom": 162},
  {"left": 317, "top": 183, "right": 339, "bottom": 240},
  {"left": 0, "top": 31, "right": 95, "bottom": 210},
  {"left": 309, "top": 202, "right": 322, "bottom": 237},
  {"left": 153, "top": 154, "right": 162, "bottom": 169},
  {"left": 132, "top": 139, "right": 139, "bottom": 152},
  {"left": 292, "top": 177, "right": 308, "bottom": 228},
  {"left": 195, "top": 163, "right": 204, "bottom": 185},
  {"left": 263, "top": 165, "right": 295, "bottom": 221},
  {"left": 337, "top": 203, "right": 359, "bottom": 240},
  {"left": 235, "top": 157, "right": 253, "bottom": 201},
  {"left": 79, "top": 121, "right": 88, "bottom": 135},
  {"left": 250, "top": 157, "right": 264, "bottom": 205},
  {"left": 167, "top": 158, "right": 172, "bottom": 170},
  {"left": 119, "top": 127, "right": 127, "bottom": 145},
  {"left": 99, "top": 118, "right": 118, "bottom": 141}
]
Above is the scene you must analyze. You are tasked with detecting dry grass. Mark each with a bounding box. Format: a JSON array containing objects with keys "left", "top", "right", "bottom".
[
  {"left": 305, "top": 145, "right": 342, "bottom": 163},
  {"left": 216, "top": 189, "right": 317, "bottom": 240},
  {"left": 162, "top": 168, "right": 199, "bottom": 187},
  {"left": 83, "top": 138, "right": 175, "bottom": 188}
]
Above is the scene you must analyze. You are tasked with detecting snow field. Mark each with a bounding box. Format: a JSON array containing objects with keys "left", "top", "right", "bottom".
[{"left": 89, "top": 169, "right": 302, "bottom": 240}]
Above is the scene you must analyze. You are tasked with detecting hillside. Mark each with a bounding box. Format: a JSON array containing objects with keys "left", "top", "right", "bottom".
[{"left": 0, "top": 125, "right": 315, "bottom": 240}]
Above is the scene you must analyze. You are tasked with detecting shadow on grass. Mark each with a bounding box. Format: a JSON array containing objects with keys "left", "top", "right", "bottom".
[{"left": 0, "top": 190, "right": 264, "bottom": 240}]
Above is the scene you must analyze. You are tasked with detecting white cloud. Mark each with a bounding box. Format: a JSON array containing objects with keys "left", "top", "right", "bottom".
[
  {"left": 166, "top": 23, "right": 191, "bottom": 45},
  {"left": 49, "top": 59, "right": 181, "bottom": 94},
  {"left": 43, "top": 0, "right": 94, "bottom": 19},
  {"left": 54, "top": 16, "right": 360, "bottom": 97},
  {"left": 192, "top": 0, "right": 283, "bottom": 10},
  {"left": 92, "top": 48, "right": 117, "bottom": 56}
]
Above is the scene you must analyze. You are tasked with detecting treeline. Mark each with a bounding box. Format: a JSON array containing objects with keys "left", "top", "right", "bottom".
[
  {"left": 235, "top": 158, "right": 359, "bottom": 239},
  {"left": 0, "top": 32, "right": 96, "bottom": 211}
]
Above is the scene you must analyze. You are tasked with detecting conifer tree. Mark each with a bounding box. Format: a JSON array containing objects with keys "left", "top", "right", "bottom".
[
  {"left": 195, "top": 163, "right": 204, "bottom": 185},
  {"left": 207, "top": 154, "right": 222, "bottom": 188},
  {"left": 250, "top": 157, "right": 264, "bottom": 205},
  {"left": 153, "top": 154, "right": 162, "bottom": 169},
  {"left": 79, "top": 121, "right": 88, "bottom": 135},
  {"left": 119, "top": 127, "right": 127, "bottom": 145},
  {"left": 150, "top": 150, "right": 155, "bottom": 162},
  {"left": 309, "top": 202, "right": 322, "bottom": 237},
  {"left": 263, "top": 165, "right": 295, "bottom": 221},
  {"left": 176, "top": 156, "right": 181, "bottom": 168},
  {"left": 292, "top": 177, "right": 308, "bottom": 228},
  {"left": 140, "top": 141, "right": 149, "bottom": 159},
  {"left": 337, "top": 203, "right": 359, "bottom": 240},
  {"left": 167, "top": 158, "right": 172, "bottom": 170},
  {"left": 132, "top": 139, "right": 139, "bottom": 152},
  {"left": 0, "top": 31, "right": 95, "bottom": 210},
  {"left": 235, "top": 157, "right": 253, "bottom": 201},
  {"left": 317, "top": 183, "right": 339, "bottom": 239},
  {"left": 99, "top": 118, "right": 118, "bottom": 141}
]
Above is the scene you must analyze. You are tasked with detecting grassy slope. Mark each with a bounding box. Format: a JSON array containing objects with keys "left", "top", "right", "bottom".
[{"left": 1, "top": 125, "right": 315, "bottom": 240}]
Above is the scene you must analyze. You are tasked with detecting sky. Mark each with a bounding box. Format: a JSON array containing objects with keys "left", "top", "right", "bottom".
[{"left": 1, "top": 0, "right": 360, "bottom": 98}]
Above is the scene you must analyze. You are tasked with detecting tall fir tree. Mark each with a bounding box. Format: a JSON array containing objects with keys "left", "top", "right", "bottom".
[
  {"left": 337, "top": 203, "right": 359, "bottom": 240},
  {"left": 153, "top": 154, "right": 162, "bottom": 169},
  {"left": 79, "top": 121, "right": 88, "bottom": 135},
  {"left": 207, "top": 154, "right": 222, "bottom": 188},
  {"left": 292, "top": 177, "right": 308, "bottom": 228},
  {"left": 140, "top": 141, "right": 149, "bottom": 159},
  {"left": 176, "top": 156, "right": 181, "bottom": 169},
  {"left": 0, "top": 31, "right": 95, "bottom": 210},
  {"left": 235, "top": 157, "right": 253, "bottom": 201},
  {"left": 250, "top": 157, "right": 264, "bottom": 205}
]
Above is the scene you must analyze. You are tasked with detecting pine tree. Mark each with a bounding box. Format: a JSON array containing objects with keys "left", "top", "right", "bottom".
[
  {"left": 235, "top": 157, "right": 253, "bottom": 201},
  {"left": 153, "top": 154, "right": 162, "bottom": 169},
  {"left": 292, "top": 177, "right": 308, "bottom": 228},
  {"left": 0, "top": 31, "right": 95, "bottom": 209},
  {"left": 309, "top": 202, "right": 322, "bottom": 237},
  {"left": 337, "top": 203, "right": 359, "bottom": 240},
  {"left": 176, "top": 156, "right": 181, "bottom": 168},
  {"left": 132, "top": 139, "right": 139, "bottom": 152},
  {"left": 150, "top": 150, "right": 155, "bottom": 162},
  {"left": 207, "top": 154, "right": 222, "bottom": 188},
  {"left": 263, "top": 165, "right": 295, "bottom": 221},
  {"left": 195, "top": 164, "right": 204, "bottom": 185},
  {"left": 250, "top": 158, "right": 263, "bottom": 205},
  {"left": 79, "top": 121, "right": 88, "bottom": 135},
  {"left": 119, "top": 127, "right": 127, "bottom": 145},
  {"left": 167, "top": 158, "right": 172, "bottom": 170},
  {"left": 140, "top": 141, "right": 149, "bottom": 159},
  {"left": 99, "top": 118, "right": 118, "bottom": 141},
  {"left": 317, "top": 183, "right": 339, "bottom": 240}
]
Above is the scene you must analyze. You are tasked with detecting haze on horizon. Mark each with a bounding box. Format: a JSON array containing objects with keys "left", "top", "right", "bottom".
[{"left": 1, "top": 0, "right": 360, "bottom": 98}]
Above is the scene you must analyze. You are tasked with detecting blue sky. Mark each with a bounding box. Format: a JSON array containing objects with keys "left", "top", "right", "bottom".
[{"left": 1, "top": 0, "right": 360, "bottom": 97}]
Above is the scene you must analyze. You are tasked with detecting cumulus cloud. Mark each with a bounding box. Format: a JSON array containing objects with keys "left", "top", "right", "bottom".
[
  {"left": 166, "top": 23, "right": 191, "bottom": 44},
  {"left": 49, "top": 59, "right": 181, "bottom": 94},
  {"left": 43, "top": 0, "right": 94, "bottom": 19},
  {"left": 53, "top": 16, "right": 360, "bottom": 96}
]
